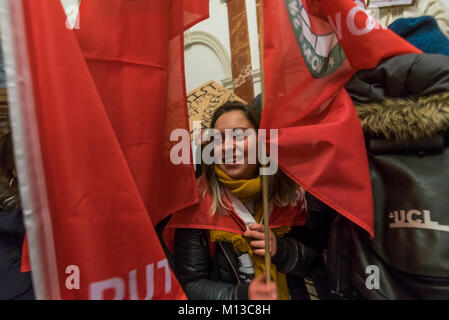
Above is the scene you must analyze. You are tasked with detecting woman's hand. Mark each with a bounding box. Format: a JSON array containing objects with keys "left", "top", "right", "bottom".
[
  {"left": 248, "top": 274, "right": 278, "bottom": 300},
  {"left": 243, "top": 223, "right": 277, "bottom": 257}
]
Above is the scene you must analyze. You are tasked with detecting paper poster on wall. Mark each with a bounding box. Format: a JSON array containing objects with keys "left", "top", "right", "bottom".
[
  {"left": 187, "top": 80, "right": 245, "bottom": 141},
  {"left": 0, "top": 88, "right": 7, "bottom": 124},
  {"left": 368, "top": 0, "right": 414, "bottom": 8}
]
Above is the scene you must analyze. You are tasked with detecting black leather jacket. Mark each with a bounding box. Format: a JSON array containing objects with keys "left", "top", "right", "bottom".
[
  {"left": 173, "top": 227, "right": 321, "bottom": 300},
  {"left": 325, "top": 53, "right": 449, "bottom": 299}
]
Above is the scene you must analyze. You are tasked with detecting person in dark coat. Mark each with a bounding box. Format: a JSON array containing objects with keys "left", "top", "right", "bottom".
[
  {"left": 0, "top": 126, "right": 35, "bottom": 300},
  {"left": 325, "top": 52, "right": 449, "bottom": 299}
]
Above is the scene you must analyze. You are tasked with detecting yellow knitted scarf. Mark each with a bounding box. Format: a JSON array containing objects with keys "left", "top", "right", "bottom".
[{"left": 211, "top": 166, "right": 290, "bottom": 300}]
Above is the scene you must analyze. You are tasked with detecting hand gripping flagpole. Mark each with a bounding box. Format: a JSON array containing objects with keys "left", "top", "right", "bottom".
[{"left": 259, "top": 0, "right": 271, "bottom": 286}]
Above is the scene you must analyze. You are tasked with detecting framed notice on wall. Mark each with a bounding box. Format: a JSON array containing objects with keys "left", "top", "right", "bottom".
[{"left": 368, "top": 0, "right": 414, "bottom": 8}]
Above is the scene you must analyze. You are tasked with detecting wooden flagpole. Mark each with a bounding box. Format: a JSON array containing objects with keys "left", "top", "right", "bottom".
[
  {"left": 258, "top": 0, "right": 271, "bottom": 285},
  {"left": 262, "top": 162, "right": 271, "bottom": 285}
]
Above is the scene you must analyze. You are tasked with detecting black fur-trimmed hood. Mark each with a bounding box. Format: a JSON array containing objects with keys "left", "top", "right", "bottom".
[
  {"left": 355, "top": 92, "right": 449, "bottom": 141},
  {"left": 345, "top": 53, "right": 449, "bottom": 141}
]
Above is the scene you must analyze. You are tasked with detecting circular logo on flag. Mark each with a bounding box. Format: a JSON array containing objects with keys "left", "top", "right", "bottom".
[{"left": 285, "top": 0, "right": 346, "bottom": 78}]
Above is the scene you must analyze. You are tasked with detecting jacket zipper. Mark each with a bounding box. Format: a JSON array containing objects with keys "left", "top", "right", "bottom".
[{"left": 218, "top": 241, "right": 240, "bottom": 285}]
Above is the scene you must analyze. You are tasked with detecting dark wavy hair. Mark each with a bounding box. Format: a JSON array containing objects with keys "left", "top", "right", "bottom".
[{"left": 0, "top": 127, "right": 19, "bottom": 212}]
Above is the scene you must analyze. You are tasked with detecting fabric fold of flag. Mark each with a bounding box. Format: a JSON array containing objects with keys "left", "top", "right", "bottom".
[
  {"left": 14, "top": 0, "right": 209, "bottom": 299},
  {"left": 75, "top": 0, "right": 208, "bottom": 225},
  {"left": 261, "top": 0, "right": 421, "bottom": 236},
  {"left": 183, "top": 0, "right": 210, "bottom": 30}
]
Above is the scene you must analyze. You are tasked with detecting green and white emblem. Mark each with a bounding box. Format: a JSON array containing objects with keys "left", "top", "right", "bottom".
[{"left": 285, "top": 0, "right": 346, "bottom": 78}]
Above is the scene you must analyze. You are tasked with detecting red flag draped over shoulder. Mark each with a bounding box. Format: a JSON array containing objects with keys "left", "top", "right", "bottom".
[
  {"left": 16, "top": 0, "right": 207, "bottom": 299},
  {"left": 262, "top": 0, "right": 420, "bottom": 236},
  {"left": 74, "top": 0, "right": 208, "bottom": 225},
  {"left": 163, "top": 178, "right": 307, "bottom": 252}
]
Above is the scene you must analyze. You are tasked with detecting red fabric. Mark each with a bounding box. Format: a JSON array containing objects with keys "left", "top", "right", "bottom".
[
  {"left": 21, "top": 235, "right": 30, "bottom": 273},
  {"left": 261, "top": 0, "right": 421, "bottom": 237},
  {"left": 163, "top": 178, "right": 307, "bottom": 252},
  {"left": 183, "top": 0, "right": 210, "bottom": 30},
  {"left": 17, "top": 0, "right": 208, "bottom": 299},
  {"left": 74, "top": 0, "right": 208, "bottom": 225}
]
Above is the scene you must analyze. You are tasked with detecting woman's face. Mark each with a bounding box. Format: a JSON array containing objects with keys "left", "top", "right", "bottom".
[{"left": 213, "top": 110, "right": 258, "bottom": 179}]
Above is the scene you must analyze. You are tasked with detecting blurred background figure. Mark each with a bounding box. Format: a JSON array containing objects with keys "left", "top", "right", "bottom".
[{"left": 0, "top": 43, "right": 35, "bottom": 300}]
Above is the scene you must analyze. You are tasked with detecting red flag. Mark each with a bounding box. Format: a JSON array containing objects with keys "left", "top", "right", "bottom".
[
  {"left": 15, "top": 0, "right": 193, "bottom": 299},
  {"left": 74, "top": 0, "right": 208, "bottom": 225},
  {"left": 163, "top": 179, "right": 306, "bottom": 252},
  {"left": 183, "top": 0, "right": 210, "bottom": 29},
  {"left": 261, "top": 0, "right": 420, "bottom": 236}
]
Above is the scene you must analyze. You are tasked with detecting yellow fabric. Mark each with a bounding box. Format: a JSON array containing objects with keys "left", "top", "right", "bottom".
[
  {"left": 211, "top": 166, "right": 290, "bottom": 300},
  {"left": 215, "top": 166, "right": 261, "bottom": 203}
]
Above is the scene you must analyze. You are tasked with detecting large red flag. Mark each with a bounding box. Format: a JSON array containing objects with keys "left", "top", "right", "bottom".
[
  {"left": 74, "top": 0, "right": 208, "bottom": 225},
  {"left": 184, "top": 0, "right": 209, "bottom": 29},
  {"left": 262, "top": 0, "right": 420, "bottom": 236},
  {"left": 11, "top": 0, "right": 196, "bottom": 299}
]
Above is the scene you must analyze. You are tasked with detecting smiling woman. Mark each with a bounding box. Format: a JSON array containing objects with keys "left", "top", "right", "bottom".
[
  {"left": 164, "top": 101, "right": 322, "bottom": 300},
  {"left": 210, "top": 102, "right": 260, "bottom": 179},
  {"left": 201, "top": 101, "right": 292, "bottom": 216}
]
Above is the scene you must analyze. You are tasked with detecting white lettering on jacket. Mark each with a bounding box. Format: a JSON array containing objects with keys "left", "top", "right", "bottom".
[{"left": 389, "top": 210, "right": 449, "bottom": 232}]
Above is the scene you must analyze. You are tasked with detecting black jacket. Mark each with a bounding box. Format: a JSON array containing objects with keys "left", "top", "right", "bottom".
[
  {"left": 326, "top": 53, "right": 449, "bottom": 299},
  {"left": 173, "top": 227, "right": 321, "bottom": 300},
  {"left": 0, "top": 207, "right": 35, "bottom": 300}
]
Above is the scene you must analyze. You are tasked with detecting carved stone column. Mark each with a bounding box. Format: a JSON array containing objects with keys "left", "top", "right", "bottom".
[{"left": 226, "top": 0, "right": 255, "bottom": 105}]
